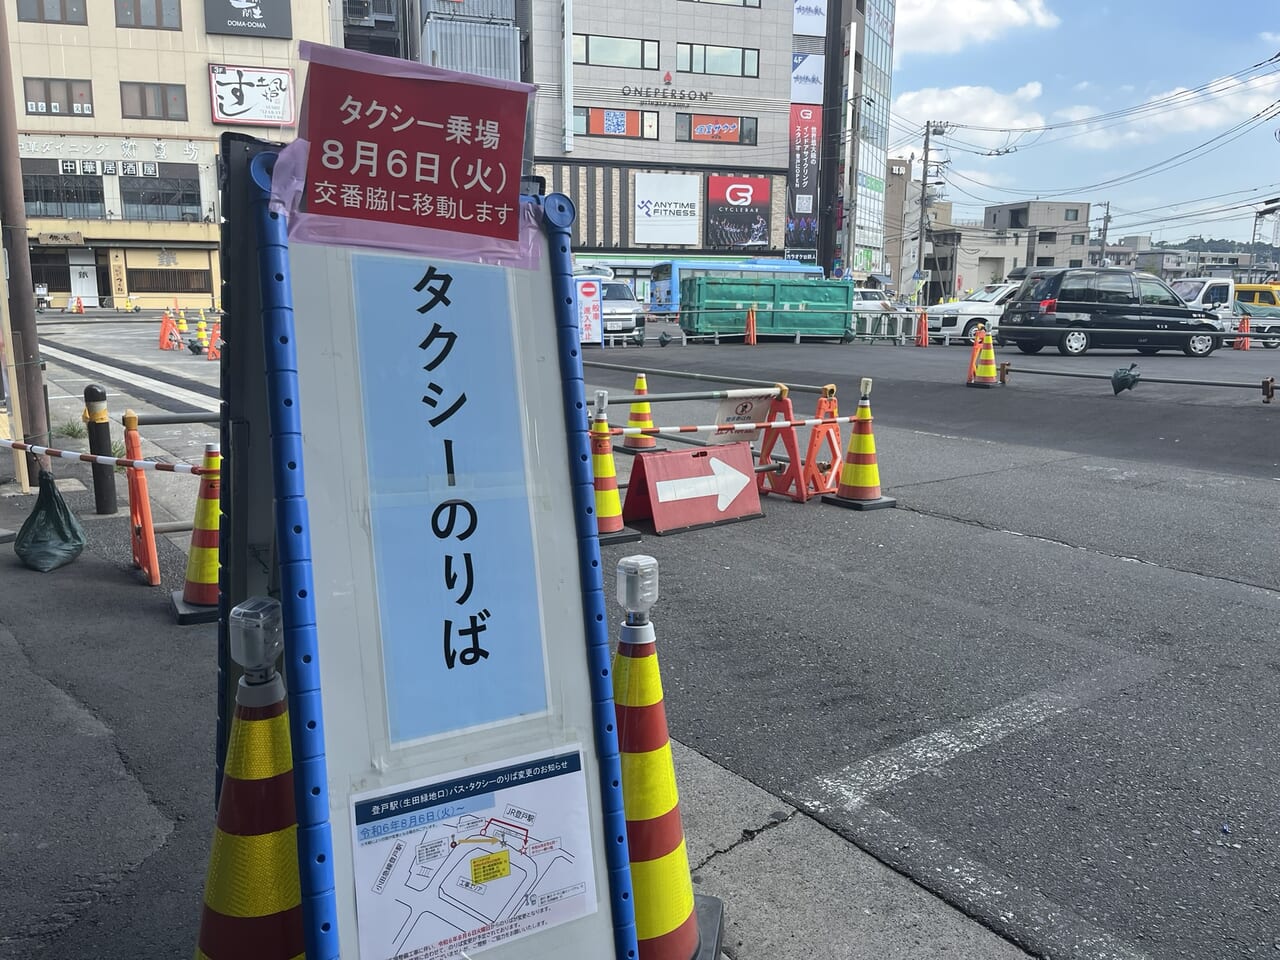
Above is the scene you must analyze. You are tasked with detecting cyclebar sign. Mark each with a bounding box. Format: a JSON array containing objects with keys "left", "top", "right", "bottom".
[
  {"left": 621, "top": 84, "right": 713, "bottom": 107},
  {"left": 706, "top": 175, "right": 771, "bottom": 250}
]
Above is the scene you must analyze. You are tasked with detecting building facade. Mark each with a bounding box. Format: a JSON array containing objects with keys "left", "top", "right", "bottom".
[
  {"left": 9, "top": 0, "right": 328, "bottom": 309},
  {"left": 529, "top": 0, "right": 833, "bottom": 289},
  {"left": 835, "top": 0, "right": 893, "bottom": 282},
  {"left": 983, "top": 200, "right": 1091, "bottom": 272}
]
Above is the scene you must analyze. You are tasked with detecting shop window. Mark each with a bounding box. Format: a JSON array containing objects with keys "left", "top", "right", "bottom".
[
  {"left": 23, "top": 77, "right": 93, "bottom": 116},
  {"left": 573, "top": 107, "right": 658, "bottom": 140},
  {"left": 121, "top": 82, "right": 187, "bottom": 121},
  {"left": 17, "top": 0, "right": 87, "bottom": 23},
  {"left": 115, "top": 0, "right": 181, "bottom": 29},
  {"left": 22, "top": 173, "right": 105, "bottom": 218},
  {"left": 120, "top": 176, "right": 202, "bottom": 222},
  {"left": 28, "top": 249, "right": 71, "bottom": 292},
  {"left": 676, "top": 113, "right": 758, "bottom": 145},
  {"left": 572, "top": 34, "right": 659, "bottom": 70},
  {"left": 677, "top": 43, "right": 759, "bottom": 78},
  {"left": 127, "top": 268, "right": 212, "bottom": 294}
]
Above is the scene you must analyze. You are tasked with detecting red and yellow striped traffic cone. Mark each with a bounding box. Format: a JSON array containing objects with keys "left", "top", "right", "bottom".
[
  {"left": 968, "top": 329, "right": 999, "bottom": 387},
  {"left": 592, "top": 409, "right": 641, "bottom": 545},
  {"left": 613, "top": 631, "right": 700, "bottom": 960},
  {"left": 623, "top": 373, "right": 658, "bottom": 451},
  {"left": 821, "top": 379, "right": 896, "bottom": 511},
  {"left": 172, "top": 444, "right": 220, "bottom": 625},
  {"left": 195, "top": 673, "right": 304, "bottom": 960}
]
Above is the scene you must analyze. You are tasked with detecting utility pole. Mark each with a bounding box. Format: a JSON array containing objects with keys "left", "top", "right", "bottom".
[
  {"left": 1097, "top": 201, "right": 1111, "bottom": 266},
  {"left": 914, "top": 121, "right": 943, "bottom": 306},
  {"left": 0, "top": 0, "right": 50, "bottom": 475}
]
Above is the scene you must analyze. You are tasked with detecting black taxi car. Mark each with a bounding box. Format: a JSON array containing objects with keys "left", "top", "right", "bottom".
[{"left": 999, "top": 267, "right": 1221, "bottom": 357}]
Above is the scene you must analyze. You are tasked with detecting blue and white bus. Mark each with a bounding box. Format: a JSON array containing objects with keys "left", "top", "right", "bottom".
[{"left": 648, "top": 259, "right": 825, "bottom": 316}]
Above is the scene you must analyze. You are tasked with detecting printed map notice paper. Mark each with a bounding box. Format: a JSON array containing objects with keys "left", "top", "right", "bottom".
[{"left": 351, "top": 749, "right": 597, "bottom": 960}]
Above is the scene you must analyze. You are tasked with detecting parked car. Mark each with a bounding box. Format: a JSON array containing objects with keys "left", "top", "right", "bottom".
[
  {"left": 927, "top": 282, "right": 1021, "bottom": 342},
  {"left": 999, "top": 268, "right": 1221, "bottom": 357},
  {"left": 601, "top": 281, "right": 645, "bottom": 344}
]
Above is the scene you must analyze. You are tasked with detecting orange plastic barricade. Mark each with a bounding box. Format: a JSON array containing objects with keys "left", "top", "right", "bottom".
[
  {"left": 123, "top": 411, "right": 161, "bottom": 586},
  {"left": 801, "top": 386, "right": 844, "bottom": 496},
  {"left": 756, "top": 387, "right": 807, "bottom": 503}
]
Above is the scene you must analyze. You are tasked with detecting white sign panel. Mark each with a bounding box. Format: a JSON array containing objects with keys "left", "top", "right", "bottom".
[
  {"left": 351, "top": 748, "right": 597, "bottom": 960},
  {"left": 209, "top": 64, "right": 295, "bottom": 126},
  {"left": 793, "top": 0, "right": 828, "bottom": 38},
  {"left": 575, "top": 278, "right": 603, "bottom": 345},
  {"left": 633, "top": 173, "right": 700, "bottom": 245},
  {"left": 791, "top": 53, "right": 826, "bottom": 105},
  {"left": 707, "top": 393, "right": 772, "bottom": 444}
]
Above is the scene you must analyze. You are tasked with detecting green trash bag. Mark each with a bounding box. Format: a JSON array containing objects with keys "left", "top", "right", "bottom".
[{"left": 14, "top": 470, "right": 86, "bottom": 572}]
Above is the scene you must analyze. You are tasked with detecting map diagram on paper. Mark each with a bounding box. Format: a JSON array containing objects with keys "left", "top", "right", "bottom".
[{"left": 351, "top": 749, "right": 597, "bottom": 960}]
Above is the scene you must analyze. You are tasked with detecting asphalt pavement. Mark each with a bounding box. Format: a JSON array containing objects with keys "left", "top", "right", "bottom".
[{"left": 3, "top": 313, "right": 1279, "bottom": 959}]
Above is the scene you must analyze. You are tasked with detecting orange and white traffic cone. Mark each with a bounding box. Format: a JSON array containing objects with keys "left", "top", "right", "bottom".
[
  {"left": 124, "top": 411, "right": 160, "bottom": 586},
  {"left": 744, "top": 306, "right": 757, "bottom": 346},
  {"left": 915, "top": 309, "right": 929, "bottom": 347},
  {"left": 195, "top": 618, "right": 303, "bottom": 960},
  {"left": 591, "top": 404, "right": 641, "bottom": 545},
  {"left": 1234, "top": 314, "right": 1251, "bottom": 351},
  {"left": 967, "top": 328, "right": 999, "bottom": 387},
  {"left": 623, "top": 373, "right": 659, "bottom": 452},
  {"left": 613, "top": 556, "right": 720, "bottom": 960},
  {"left": 821, "top": 378, "right": 896, "bottom": 511},
  {"left": 172, "top": 444, "right": 220, "bottom": 625}
]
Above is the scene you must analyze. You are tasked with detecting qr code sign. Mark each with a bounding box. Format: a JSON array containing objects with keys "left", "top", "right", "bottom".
[{"left": 603, "top": 110, "right": 627, "bottom": 135}]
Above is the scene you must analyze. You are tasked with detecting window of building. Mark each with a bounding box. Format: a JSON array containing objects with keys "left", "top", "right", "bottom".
[
  {"left": 1071, "top": 234, "right": 1084, "bottom": 245},
  {"left": 17, "top": 0, "right": 87, "bottom": 24},
  {"left": 1068, "top": 259, "right": 1083, "bottom": 268},
  {"left": 1035, "top": 256, "right": 1054, "bottom": 267},
  {"left": 23, "top": 77, "right": 93, "bottom": 116},
  {"left": 675, "top": 113, "right": 758, "bottom": 145},
  {"left": 679, "top": 0, "right": 760, "bottom": 5},
  {"left": 573, "top": 106, "right": 658, "bottom": 139},
  {"left": 120, "top": 175, "right": 202, "bottom": 221},
  {"left": 572, "top": 34, "right": 659, "bottom": 70},
  {"left": 676, "top": 43, "right": 759, "bottom": 78},
  {"left": 120, "top": 82, "right": 187, "bottom": 121},
  {"left": 127, "top": 268, "right": 212, "bottom": 294},
  {"left": 1037, "top": 231, "right": 1057, "bottom": 244},
  {"left": 115, "top": 0, "right": 181, "bottom": 29},
  {"left": 1064, "top": 208, "right": 1080, "bottom": 221},
  {"left": 28, "top": 249, "right": 72, "bottom": 291},
  {"left": 22, "top": 173, "right": 104, "bottom": 218}
]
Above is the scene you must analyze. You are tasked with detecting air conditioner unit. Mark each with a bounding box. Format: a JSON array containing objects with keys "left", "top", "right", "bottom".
[{"left": 344, "top": 0, "right": 373, "bottom": 24}]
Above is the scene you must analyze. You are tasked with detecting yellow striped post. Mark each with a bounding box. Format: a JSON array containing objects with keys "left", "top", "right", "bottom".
[
  {"left": 182, "top": 445, "right": 221, "bottom": 606},
  {"left": 624, "top": 373, "right": 658, "bottom": 450},
  {"left": 592, "top": 411, "right": 624, "bottom": 534},
  {"left": 613, "top": 630, "right": 699, "bottom": 960},
  {"left": 195, "top": 675, "right": 304, "bottom": 960}
]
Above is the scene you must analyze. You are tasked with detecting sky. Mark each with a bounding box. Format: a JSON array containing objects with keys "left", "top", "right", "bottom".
[{"left": 889, "top": 0, "right": 1280, "bottom": 245}]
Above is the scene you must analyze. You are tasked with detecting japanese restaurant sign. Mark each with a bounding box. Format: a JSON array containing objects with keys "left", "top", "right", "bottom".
[{"left": 302, "top": 61, "right": 527, "bottom": 241}]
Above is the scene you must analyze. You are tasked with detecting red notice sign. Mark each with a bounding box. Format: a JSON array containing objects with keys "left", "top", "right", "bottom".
[{"left": 303, "top": 62, "right": 527, "bottom": 241}]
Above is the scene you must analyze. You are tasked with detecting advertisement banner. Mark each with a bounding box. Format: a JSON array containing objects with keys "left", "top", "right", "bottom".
[
  {"left": 706, "top": 175, "right": 771, "bottom": 250},
  {"left": 303, "top": 61, "right": 528, "bottom": 241},
  {"left": 785, "top": 104, "right": 821, "bottom": 256},
  {"left": 575, "top": 277, "right": 603, "bottom": 344},
  {"left": 790, "top": 53, "right": 825, "bottom": 105},
  {"left": 793, "top": 0, "right": 829, "bottom": 37},
  {"left": 690, "top": 114, "right": 742, "bottom": 143},
  {"left": 633, "top": 173, "right": 700, "bottom": 245},
  {"left": 209, "top": 65, "right": 294, "bottom": 126},
  {"left": 203, "top": 0, "right": 292, "bottom": 38}
]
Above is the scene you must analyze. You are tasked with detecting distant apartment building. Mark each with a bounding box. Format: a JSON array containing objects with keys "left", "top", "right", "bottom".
[
  {"left": 983, "top": 200, "right": 1091, "bottom": 271},
  {"left": 10, "top": 0, "right": 329, "bottom": 309}
]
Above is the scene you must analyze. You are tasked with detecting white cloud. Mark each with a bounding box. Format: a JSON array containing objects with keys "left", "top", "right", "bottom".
[
  {"left": 1260, "top": 31, "right": 1280, "bottom": 43},
  {"left": 1073, "top": 80, "right": 1091, "bottom": 92},
  {"left": 893, "top": 82, "right": 1047, "bottom": 154},
  {"left": 895, "top": 0, "right": 1059, "bottom": 56}
]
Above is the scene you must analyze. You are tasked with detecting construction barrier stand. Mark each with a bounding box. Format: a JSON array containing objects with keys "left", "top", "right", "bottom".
[
  {"left": 801, "top": 386, "right": 844, "bottom": 497},
  {"left": 755, "top": 391, "right": 806, "bottom": 503}
]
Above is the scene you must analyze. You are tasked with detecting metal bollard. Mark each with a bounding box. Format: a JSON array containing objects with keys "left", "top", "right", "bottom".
[{"left": 83, "top": 384, "right": 117, "bottom": 515}]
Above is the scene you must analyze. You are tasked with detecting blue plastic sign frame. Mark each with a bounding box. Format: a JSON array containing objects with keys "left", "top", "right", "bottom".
[{"left": 250, "top": 153, "right": 636, "bottom": 960}]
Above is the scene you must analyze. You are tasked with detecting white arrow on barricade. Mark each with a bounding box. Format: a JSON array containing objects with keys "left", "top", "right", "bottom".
[{"left": 654, "top": 457, "right": 751, "bottom": 511}]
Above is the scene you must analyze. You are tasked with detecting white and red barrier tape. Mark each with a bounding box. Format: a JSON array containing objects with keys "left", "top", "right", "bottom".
[
  {"left": 611, "top": 415, "right": 859, "bottom": 437},
  {"left": 0, "top": 437, "right": 209, "bottom": 474}
]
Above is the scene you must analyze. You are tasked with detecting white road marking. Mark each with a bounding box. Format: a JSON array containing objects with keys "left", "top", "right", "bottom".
[{"left": 39, "top": 345, "right": 218, "bottom": 413}]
